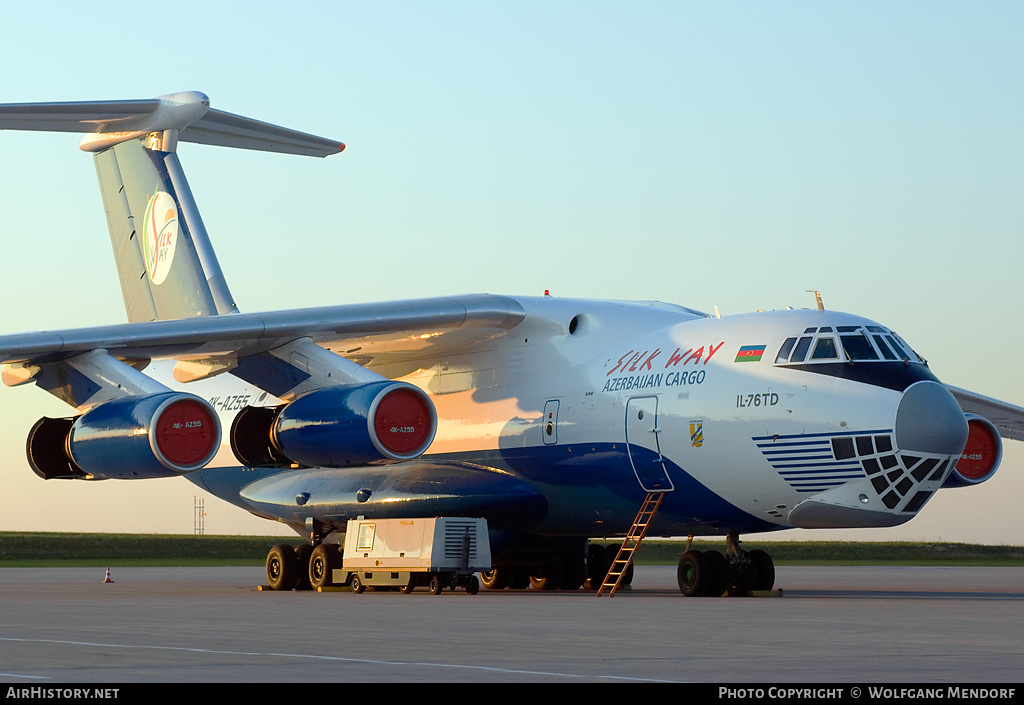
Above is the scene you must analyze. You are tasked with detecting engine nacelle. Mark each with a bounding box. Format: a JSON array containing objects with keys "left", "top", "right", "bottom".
[
  {"left": 942, "top": 414, "right": 1003, "bottom": 488},
  {"left": 230, "top": 381, "right": 436, "bottom": 469},
  {"left": 27, "top": 392, "right": 221, "bottom": 480}
]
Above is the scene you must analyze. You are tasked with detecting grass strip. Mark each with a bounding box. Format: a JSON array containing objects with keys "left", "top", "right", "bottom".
[{"left": 1, "top": 532, "right": 1022, "bottom": 567}]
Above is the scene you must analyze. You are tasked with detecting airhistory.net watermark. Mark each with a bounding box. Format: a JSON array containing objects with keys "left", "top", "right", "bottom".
[{"left": 5, "top": 688, "right": 119, "bottom": 700}]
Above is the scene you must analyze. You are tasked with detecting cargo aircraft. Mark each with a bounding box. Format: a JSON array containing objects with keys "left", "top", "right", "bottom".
[{"left": 2, "top": 92, "right": 1022, "bottom": 596}]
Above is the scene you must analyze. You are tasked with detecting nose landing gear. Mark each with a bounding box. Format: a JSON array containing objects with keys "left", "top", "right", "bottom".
[{"left": 676, "top": 533, "right": 776, "bottom": 597}]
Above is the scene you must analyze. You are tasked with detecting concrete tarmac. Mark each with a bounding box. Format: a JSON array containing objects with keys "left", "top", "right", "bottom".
[{"left": 0, "top": 565, "right": 1022, "bottom": 683}]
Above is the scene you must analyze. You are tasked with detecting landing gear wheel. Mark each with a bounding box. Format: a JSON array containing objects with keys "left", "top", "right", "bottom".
[
  {"left": 749, "top": 549, "right": 775, "bottom": 591},
  {"left": 294, "top": 544, "right": 313, "bottom": 591},
  {"left": 677, "top": 550, "right": 710, "bottom": 597},
  {"left": 560, "top": 551, "right": 586, "bottom": 591},
  {"left": 350, "top": 574, "right": 366, "bottom": 594},
  {"left": 529, "top": 561, "right": 564, "bottom": 591},
  {"left": 507, "top": 567, "right": 530, "bottom": 590},
  {"left": 620, "top": 558, "right": 634, "bottom": 588},
  {"left": 308, "top": 544, "right": 337, "bottom": 590},
  {"left": 480, "top": 568, "right": 510, "bottom": 590},
  {"left": 585, "top": 543, "right": 612, "bottom": 590},
  {"left": 702, "top": 550, "right": 729, "bottom": 597},
  {"left": 266, "top": 544, "right": 298, "bottom": 591},
  {"left": 726, "top": 559, "right": 758, "bottom": 597}
]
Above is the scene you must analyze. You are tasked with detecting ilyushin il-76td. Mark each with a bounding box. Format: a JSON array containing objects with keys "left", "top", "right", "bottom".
[{"left": 1, "top": 92, "right": 1021, "bottom": 597}]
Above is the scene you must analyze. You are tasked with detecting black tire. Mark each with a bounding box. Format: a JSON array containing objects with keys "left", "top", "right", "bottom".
[
  {"left": 350, "top": 574, "right": 365, "bottom": 594},
  {"left": 308, "top": 544, "right": 337, "bottom": 590},
  {"left": 266, "top": 544, "right": 298, "bottom": 591},
  {"left": 702, "top": 550, "right": 729, "bottom": 597},
  {"left": 529, "top": 561, "right": 563, "bottom": 591},
  {"left": 294, "top": 544, "right": 314, "bottom": 591},
  {"left": 677, "top": 550, "right": 710, "bottom": 597},
  {"left": 585, "top": 543, "right": 612, "bottom": 590},
  {"left": 726, "top": 558, "right": 758, "bottom": 597},
  {"left": 559, "top": 551, "right": 587, "bottom": 591},
  {"left": 621, "top": 557, "right": 634, "bottom": 587},
  {"left": 466, "top": 575, "right": 480, "bottom": 595},
  {"left": 507, "top": 566, "right": 530, "bottom": 590},
  {"left": 429, "top": 574, "right": 443, "bottom": 595},
  {"left": 480, "top": 568, "right": 510, "bottom": 590},
  {"left": 749, "top": 549, "right": 775, "bottom": 591}
]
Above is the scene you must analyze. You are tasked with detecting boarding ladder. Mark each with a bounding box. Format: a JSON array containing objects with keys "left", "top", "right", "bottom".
[{"left": 597, "top": 492, "right": 665, "bottom": 597}]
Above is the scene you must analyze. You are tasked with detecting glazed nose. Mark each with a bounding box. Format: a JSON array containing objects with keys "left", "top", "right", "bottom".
[{"left": 895, "top": 381, "right": 969, "bottom": 455}]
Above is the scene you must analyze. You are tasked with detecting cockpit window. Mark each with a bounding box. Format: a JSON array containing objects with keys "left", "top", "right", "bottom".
[
  {"left": 841, "top": 333, "right": 879, "bottom": 361},
  {"left": 810, "top": 338, "right": 838, "bottom": 360},
  {"left": 775, "top": 337, "right": 797, "bottom": 363},
  {"left": 774, "top": 324, "right": 924, "bottom": 366},
  {"left": 873, "top": 335, "right": 897, "bottom": 360},
  {"left": 886, "top": 334, "right": 914, "bottom": 361},
  {"left": 791, "top": 336, "right": 813, "bottom": 363}
]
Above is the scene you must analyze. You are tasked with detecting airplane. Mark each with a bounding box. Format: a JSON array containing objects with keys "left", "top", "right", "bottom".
[{"left": 2, "top": 91, "right": 1022, "bottom": 597}]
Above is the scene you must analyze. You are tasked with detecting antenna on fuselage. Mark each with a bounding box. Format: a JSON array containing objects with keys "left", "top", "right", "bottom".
[
  {"left": 713, "top": 305, "right": 721, "bottom": 319},
  {"left": 806, "top": 290, "right": 824, "bottom": 311}
]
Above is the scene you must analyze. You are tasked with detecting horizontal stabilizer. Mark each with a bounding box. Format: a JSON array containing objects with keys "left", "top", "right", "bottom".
[
  {"left": 0, "top": 98, "right": 164, "bottom": 133},
  {"left": 178, "top": 108, "right": 345, "bottom": 157},
  {"left": 0, "top": 91, "right": 344, "bottom": 157}
]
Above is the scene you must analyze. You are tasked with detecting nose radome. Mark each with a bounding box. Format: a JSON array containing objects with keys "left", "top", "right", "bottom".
[{"left": 895, "top": 381, "right": 969, "bottom": 455}]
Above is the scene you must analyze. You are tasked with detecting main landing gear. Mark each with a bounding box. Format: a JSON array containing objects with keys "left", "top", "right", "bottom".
[
  {"left": 676, "top": 534, "right": 775, "bottom": 597},
  {"left": 479, "top": 543, "right": 629, "bottom": 592},
  {"left": 265, "top": 536, "right": 345, "bottom": 591},
  {"left": 266, "top": 543, "right": 316, "bottom": 591}
]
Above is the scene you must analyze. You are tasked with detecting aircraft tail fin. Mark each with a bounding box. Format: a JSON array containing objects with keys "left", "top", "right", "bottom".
[
  {"left": 0, "top": 91, "right": 344, "bottom": 322},
  {"left": 95, "top": 136, "right": 234, "bottom": 321}
]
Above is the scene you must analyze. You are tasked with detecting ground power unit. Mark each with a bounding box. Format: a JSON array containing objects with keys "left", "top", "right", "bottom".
[{"left": 336, "top": 517, "right": 491, "bottom": 595}]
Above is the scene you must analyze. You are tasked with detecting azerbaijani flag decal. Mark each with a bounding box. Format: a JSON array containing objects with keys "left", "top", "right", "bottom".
[{"left": 734, "top": 345, "right": 766, "bottom": 363}]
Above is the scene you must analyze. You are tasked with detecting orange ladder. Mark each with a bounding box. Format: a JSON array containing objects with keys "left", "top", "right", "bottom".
[{"left": 597, "top": 492, "right": 665, "bottom": 597}]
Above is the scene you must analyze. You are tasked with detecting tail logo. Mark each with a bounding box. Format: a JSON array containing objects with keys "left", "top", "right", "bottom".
[{"left": 143, "top": 191, "right": 179, "bottom": 285}]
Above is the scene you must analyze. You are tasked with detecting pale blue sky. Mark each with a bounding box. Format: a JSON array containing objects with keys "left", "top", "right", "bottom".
[{"left": 0, "top": 2, "right": 1021, "bottom": 541}]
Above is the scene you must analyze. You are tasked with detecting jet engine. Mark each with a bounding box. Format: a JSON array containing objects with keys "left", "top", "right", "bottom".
[
  {"left": 942, "top": 414, "right": 1003, "bottom": 487},
  {"left": 27, "top": 392, "right": 221, "bottom": 480},
  {"left": 230, "top": 381, "right": 436, "bottom": 469}
]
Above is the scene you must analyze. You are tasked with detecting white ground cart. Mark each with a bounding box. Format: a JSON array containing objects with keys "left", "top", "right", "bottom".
[{"left": 337, "top": 517, "right": 491, "bottom": 595}]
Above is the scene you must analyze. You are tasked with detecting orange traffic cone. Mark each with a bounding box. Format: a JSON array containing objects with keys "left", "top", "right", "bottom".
[{"left": 103, "top": 566, "right": 114, "bottom": 583}]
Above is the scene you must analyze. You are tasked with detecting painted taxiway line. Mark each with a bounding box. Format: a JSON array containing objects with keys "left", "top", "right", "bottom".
[{"left": 0, "top": 637, "right": 681, "bottom": 683}]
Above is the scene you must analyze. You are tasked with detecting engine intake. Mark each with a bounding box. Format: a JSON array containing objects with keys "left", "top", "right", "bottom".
[
  {"left": 942, "top": 414, "right": 1002, "bottom": 488},
  {"left": 230, "top": 381, "right": 436, "bottom": 469},
  {"left": 27, "top": 392, "right": 221, "bottom": 480}
]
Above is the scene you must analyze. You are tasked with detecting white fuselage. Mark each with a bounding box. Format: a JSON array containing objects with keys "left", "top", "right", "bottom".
[{"left": 178, "top": 295, "right": 961, "bottom": 539}]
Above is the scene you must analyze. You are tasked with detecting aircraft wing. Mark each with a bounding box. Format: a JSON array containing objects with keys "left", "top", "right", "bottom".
[
  {"left": 946, "top": 385, "right": 1024, "bottom": 442},
  {"left": 0, "top": 294, "right": 525, "bottom": 402}
]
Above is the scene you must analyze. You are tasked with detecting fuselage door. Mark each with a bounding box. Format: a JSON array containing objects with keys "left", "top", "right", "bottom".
[{"left": 625, "top": 395, "right": 674, "bottom": 492}]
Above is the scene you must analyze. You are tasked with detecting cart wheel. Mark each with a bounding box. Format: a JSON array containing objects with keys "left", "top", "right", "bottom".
[
  {"left": 351, "top": 575, "right": 365, "bottom": 594},
  {"left": 400, "top": 582, "right": 414, "bottom": 594},
  {"left": 466, "top": 575, "right": 480, "bottom": 595},
  {"left": 429, "top": 574, "right": 443, "bottom": 595}
]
